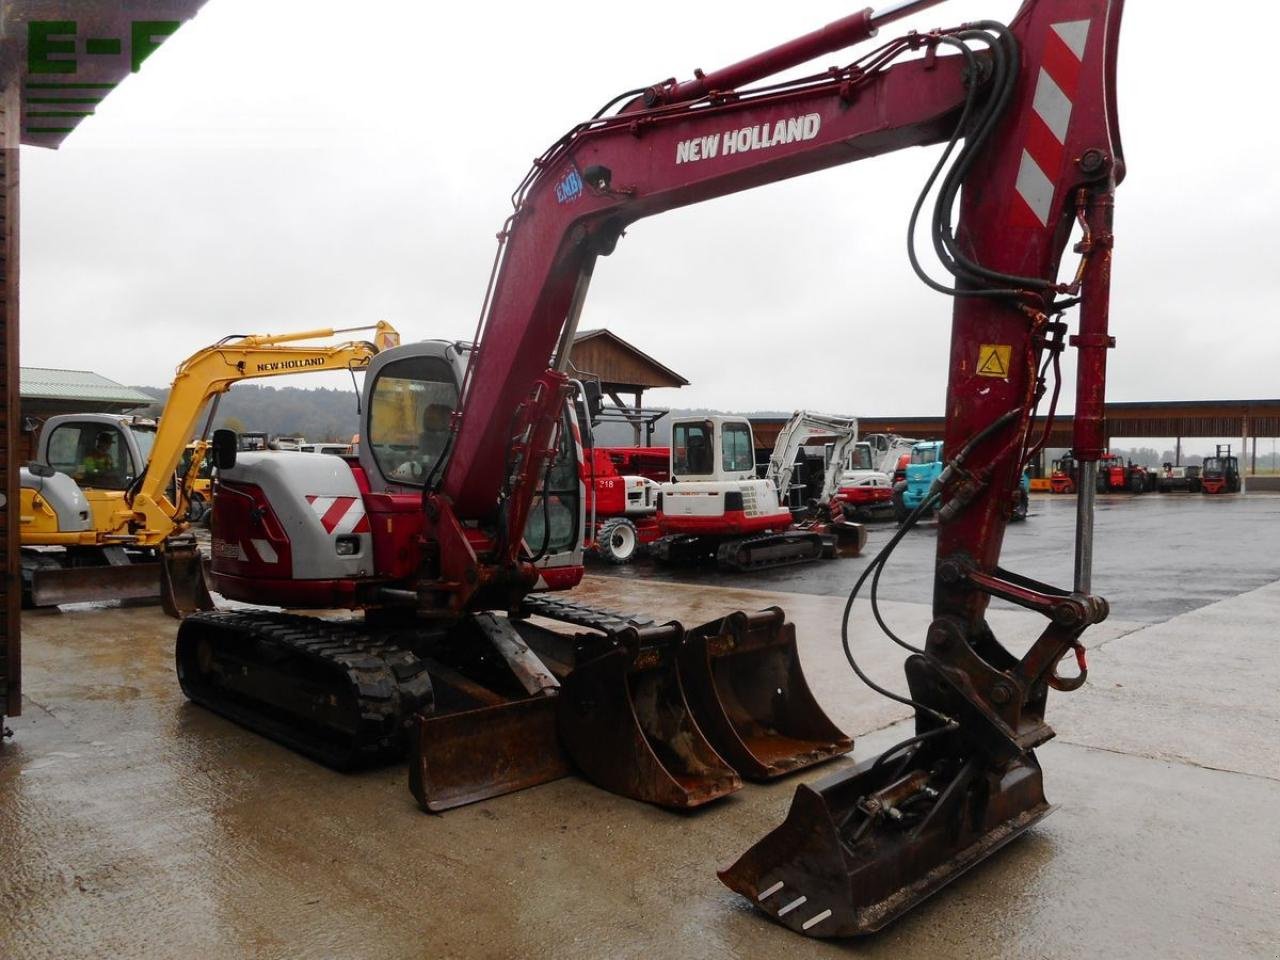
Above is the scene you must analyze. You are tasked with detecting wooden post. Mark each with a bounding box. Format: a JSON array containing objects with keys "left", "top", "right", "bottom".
[{"left": 0, "top": 81, "right": 19, "bottom": 723}]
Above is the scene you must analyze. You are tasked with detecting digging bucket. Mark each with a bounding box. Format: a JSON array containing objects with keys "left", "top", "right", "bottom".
[
  {"left": 161, "top": 540, "right": 214, "bottom": 618},
  {"left": 557, "top": 626, "right": 742, "bottom": 809},
  {"left": 718, "top": 726, "right": 1051, "bottom": 937},
  {"left": 678, "top": 608, "right": 851, "bottom": 780}
]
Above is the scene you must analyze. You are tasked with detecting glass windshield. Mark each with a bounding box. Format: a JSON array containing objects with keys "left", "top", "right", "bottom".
[
  {"left": 847, "top": 445, "right": 874, "bottom": 471},
  {"left": 721, "top": 422, "right": 754, "bottom": 474},
  {"left": 1203, "top": 457, "right": 1220, "bottom": 472},
  {"left": 368, "top": 356, "right": 459, "bottom": 486},
  {"left": 524, "top": 413, "right": 580, "bottom": 557},
  {"left": 132, "top": 425, "right": 156, "bottom": 467},
  {"left": 47, "top": 423, "right": 131, "bottom": 490},
  {"left": 910, "top": 444, "right": 940, "bottom": 465},
  {"left": 673, "top": 421, "right": 714, "bottom": 477}
]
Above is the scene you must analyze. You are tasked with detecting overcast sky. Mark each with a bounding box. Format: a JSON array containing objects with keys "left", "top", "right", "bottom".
[{"left": 18, "top": 0, "right": 1280, "bottom": 426}]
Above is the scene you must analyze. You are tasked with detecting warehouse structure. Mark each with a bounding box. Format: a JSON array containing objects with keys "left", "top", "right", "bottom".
[{"left": 0, "top": 1, "right": 208, "bottom": 725}]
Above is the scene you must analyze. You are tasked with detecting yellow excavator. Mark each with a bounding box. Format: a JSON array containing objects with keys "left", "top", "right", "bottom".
[{"left": 20, "top": 322, "right": 400, "bottom": 613}]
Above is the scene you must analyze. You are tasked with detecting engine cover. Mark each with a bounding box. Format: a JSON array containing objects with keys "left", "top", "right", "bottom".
[{"left": 211, "top": 452, "right": 375, "bottom": 604}]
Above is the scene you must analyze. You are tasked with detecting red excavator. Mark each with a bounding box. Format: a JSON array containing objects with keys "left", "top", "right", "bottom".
[{"left": 177, "top": 0, "right": 1123, "bottom": 938}]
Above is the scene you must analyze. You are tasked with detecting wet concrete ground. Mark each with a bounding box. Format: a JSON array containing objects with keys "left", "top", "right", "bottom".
[{"left": 2, "top": 494, "right": 1278, "bottom": 959}]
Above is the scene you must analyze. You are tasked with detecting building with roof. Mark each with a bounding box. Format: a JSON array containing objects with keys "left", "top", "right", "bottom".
[
  {"left": 17, "top": 366, "right": 155, "bottom": 459},
  {"left": 567, "top": 329, "right": 688, "bottom": 444}
]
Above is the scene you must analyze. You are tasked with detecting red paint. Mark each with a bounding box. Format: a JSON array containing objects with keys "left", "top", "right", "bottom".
[
  {"left": 539, "top": 565, "right": 585, "bottom": 591},
  {"left": 209, "top": 480, "right": 293, "bottom": 581},
  {"left": 364, "top": 492, "right": 425, "bottom": 582},
  {"left": 834, "top": 486, "right": 893, "bottom": 506},
  {"left": 642, "top": 8, "right": 875, "bottom": 106},
  {"left": 384, "top": 0, "right": 1123, "bottom": 626},
  {"left": 660, "top": 509, "right": 790, "bottom": 537},
  {"left": 213, "top": 573, "right": 363, "bottom": 609}
]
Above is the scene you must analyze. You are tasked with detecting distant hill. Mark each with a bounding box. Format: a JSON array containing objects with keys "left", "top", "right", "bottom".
[{"left": 134, "top": 383, "right": 363, "bottom": 442}]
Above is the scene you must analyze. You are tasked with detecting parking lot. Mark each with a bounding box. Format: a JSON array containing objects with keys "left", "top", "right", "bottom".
[{"left": 2, "top": 492, "right": 1277, "bottom": 959}]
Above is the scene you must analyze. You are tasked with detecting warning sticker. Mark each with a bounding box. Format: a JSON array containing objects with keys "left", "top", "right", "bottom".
[{"left": 977, "top": 344, "right": 1011, "bottom": 378}]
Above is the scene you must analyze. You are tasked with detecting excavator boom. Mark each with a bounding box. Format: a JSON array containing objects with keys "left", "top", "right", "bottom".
[{"left": 174, "top": 0, "right": 1125, "bottom": 937}]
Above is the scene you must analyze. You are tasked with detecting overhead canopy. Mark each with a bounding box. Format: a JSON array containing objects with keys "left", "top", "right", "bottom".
[
  {"left": 568, "top": 329, "right": 688, "bottom": 394},
  {"left": 0, "top": 0, "right": 208, "bottom": 148},
  {"left": 21, "top": 365, "right": 153, "bottom": 411}
]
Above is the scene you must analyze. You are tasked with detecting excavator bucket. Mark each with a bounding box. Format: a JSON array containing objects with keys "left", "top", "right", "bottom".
[
  {"left": 678, "top": 608, "right": 851, "bottom": 780},
  {"left": 518, "top": 597, "right": 743, "bottom": 808},
  {"left": 558, "top": 639, "right": 742, "bottom": 808},
  {"left": 160, "top": 540, "right": 214, "bottom": 618},
  {"left": 719, "top": 711, "right": 1052, "bottom": 936},
  {"left": 826, "top": 517, "right": 867, "bottom": 556}
]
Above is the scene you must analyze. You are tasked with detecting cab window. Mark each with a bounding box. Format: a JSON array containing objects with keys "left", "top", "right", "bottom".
[
  {"left": 911, "top": 445, "right": 939, "bottom": 465},
  {"left": 368, "top": 356, "right": 459, "bottom": 485},
  {"left": 524, "top": 413, "right": 580, "bottom": 557},
  {"left": 721, "top": 422, "right": 755, "bottom": 474},
  {"left": 672, "top": 421, "right": 714, "bottom": 477},
  {"left": 46, "top": 423, "right": 131, "bottom": 490},
  {"left": 847, "top": 446, "right": 873, "bottom": 471}
]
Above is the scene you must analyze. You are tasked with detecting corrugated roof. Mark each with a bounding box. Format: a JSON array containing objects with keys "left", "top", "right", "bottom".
[{"left": 20, "top": 367, "right": 155, "bottom": 405}]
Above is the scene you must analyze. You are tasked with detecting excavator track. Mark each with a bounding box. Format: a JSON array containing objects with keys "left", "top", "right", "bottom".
[
  {"left": 176, "top": 611, "right": 434, "bottom": 770},
  {"left": 715, "top": 530, "right": 836, "bottom": 572},
  {"left": 521, "top": 594, "right": 668, "bottom": 635}
]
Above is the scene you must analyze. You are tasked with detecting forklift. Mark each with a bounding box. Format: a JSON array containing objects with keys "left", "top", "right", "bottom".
[{"left": 1201, "top": 444, "right": 1241, "bottom": 494}]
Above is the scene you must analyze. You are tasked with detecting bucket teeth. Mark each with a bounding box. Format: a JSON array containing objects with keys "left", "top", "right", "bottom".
[{"left": 719, "top": 731, "right": 1053, "bottom": 937}]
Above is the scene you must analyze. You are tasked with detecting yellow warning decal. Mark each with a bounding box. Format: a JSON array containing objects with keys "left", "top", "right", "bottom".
[{"left": 977, "top": 343, "right": 1011, "bottom": 378}]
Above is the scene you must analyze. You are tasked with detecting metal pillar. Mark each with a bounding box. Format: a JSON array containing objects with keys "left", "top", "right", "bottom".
[
  {"left": 1242, "top": 415, "right": 1249, "bottom": 493},
  {"left": 0, "top": 82, "right": 18, "bottom": 723}
]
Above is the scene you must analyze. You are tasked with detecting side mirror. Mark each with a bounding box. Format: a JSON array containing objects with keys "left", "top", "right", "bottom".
[
  {"left": 211, "top": 429, "right": 238, "bottom": 471},
  {"left": 583, "top": 380, "right": 604, "bottom": 420}
]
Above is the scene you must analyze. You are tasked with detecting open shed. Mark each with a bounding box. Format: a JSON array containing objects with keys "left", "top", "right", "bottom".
[
  {"left": 567, "top": 328, "right": 688, "bottom": 443},
  {"left": 0, "top": 0, "right": 209, "bottom": 725}
]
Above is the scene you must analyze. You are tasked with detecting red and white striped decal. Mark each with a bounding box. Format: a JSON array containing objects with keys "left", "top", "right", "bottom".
[
  {"left": 1013, "top": 19, "right": 1091, "bottom": 227},
  {"left": 305, "top": 495, "right": 370, "bottom": 534}
]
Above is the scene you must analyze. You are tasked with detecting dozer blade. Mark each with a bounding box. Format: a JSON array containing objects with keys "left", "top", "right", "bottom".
[
  {"left": 30, "top": 561, "right": 162, "bottom": 608},
  {"left": 161, "top": 543, "right": 214, "bottom": 618},
  {"left": 678, "top": 608, "right": 851, "bottom": 780},
  {"left": 410, "top": 660, "right": 570, "bottom": 812},
  {"left": 719, "top": 726, "right": 1052, "bottom": 937}
]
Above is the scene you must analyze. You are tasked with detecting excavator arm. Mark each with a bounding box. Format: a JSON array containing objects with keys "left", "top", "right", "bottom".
[
  {"left": 131, "top": 322, "right": 399, "bottom": 545},
  {"left": 173, "top": 0, "right": 1124, "bottom": 935},
  {"left": 424, "top": 0, "right": 1123, "bottom": 935},
  {"left": 428, "top": 0, "right": 1121, "bottom": 617},
  {"left": 766, "top": 412, "right": 859, "bottom": 506},
  {"left": 134, "top": 322, "right": 398, "bottom": 615}
]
